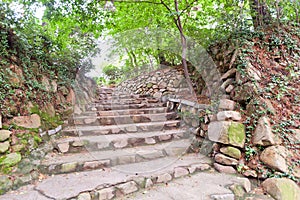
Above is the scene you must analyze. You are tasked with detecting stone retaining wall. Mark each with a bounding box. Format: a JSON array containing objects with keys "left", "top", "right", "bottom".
[{"left": 116, "top": 67, "right": 189, "bottom": 98}]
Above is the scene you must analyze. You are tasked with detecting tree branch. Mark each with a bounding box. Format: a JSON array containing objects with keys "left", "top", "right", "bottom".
[
  {"left": 113, "top": 0, "right": 162, "bottom": 5},
  {"left": 179, "top": 0, "right": 198, "bottom": 16}
]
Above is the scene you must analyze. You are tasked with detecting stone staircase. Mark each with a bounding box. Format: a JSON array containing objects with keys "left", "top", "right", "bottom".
[
  {"left": 0, "top": 87, "right": 259, "bottom": 200},
  {"left": 39, "top": 87, "right": 196, "bottom": 175}
]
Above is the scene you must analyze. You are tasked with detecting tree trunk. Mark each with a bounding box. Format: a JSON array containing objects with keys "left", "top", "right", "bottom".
[
  {"left": 249, "top": 0, "right": 271, "bottom": 29},
  {"left": 174, "top": 0, "right": 194, "bottom": 94}
]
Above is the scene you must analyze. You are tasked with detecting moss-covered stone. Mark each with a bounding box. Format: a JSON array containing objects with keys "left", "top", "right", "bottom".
[
  {"left": 146, "top": 83, "right": 153, "bottom": 88},
  {"left": 61, "top": 162, "right": 77, "bottom": 173},
  {"left": 220, "top": 146, "right": 242, "bottom": 159},
  {"left": 229, "top": 184, "right": 245, "bottom": 198},
  {"left": 262, "top": 178, "right": 300, "bottom": 200},
  {"left": 0, "top": 153, "right": 22, "bottom": 167},
  {"left": 0, "top": 175, "right": 13, "bottom": 195},
  {"left": 228, "top": 122, "right": 245, "bottom": 148}
]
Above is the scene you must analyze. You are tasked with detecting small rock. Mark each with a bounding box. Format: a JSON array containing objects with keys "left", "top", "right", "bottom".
[
  {"left": 156, "top": 173, "right": 172, "bottom": 183},
  {"left": 57, "top": 142, "right": 70, "bottom": 153},
  {"left": 262, "top": 178, "right": 300, "bottom": 200},
  {"left": 221, "top": 78, "right": 234, "bottom": 90},
  {"left": 113, "top": 139, "right": 128, "bottom": 148},
  {"left": 0, "top": 141, "right": 10, "bottom": 153},
  {"left": 125, "top": 125, "right": 137, "bottom": 133},
  {"left": 72, "top": 140, "right": 85, "bottom": 147},
  {"left": 158, "top": 134, "right": 172, "bottom": 141},
  {"left": 98, "top": 187, "right": 115, "bottom": 200},
  {"left": 214, "top": 163, "right": 237, "bottom": 174},
  {"left": 218, "top": 99, "right": 236, "bottom": 110},
  {"left": 0, "top": 114, "right": 2, "bottom": 128},
  {"left": 174, "top": 167, "right": 189, "bottom": 178},
  {"left": 145, "top": 137, "right": 156, "bottom": 144},
  {"left": 220, "top": 146, "right": 241, "bottom": 159},
  {"left": 83, "top": 160, "right": 110, "bottom": 170},
  {"left": 211, "top": 193, "right": 235, "bottom": 200},
  {"left": 260, "top": 145, "right": 289, "bottom": 173},
  {"left": 217, "top": 111, "right": 241, "bottom": 121},
  {"left": 190, "top": 163, "right": 211, "bottom": 171},
  {"left": 242, "top": 169, "right": 258, "bottom": 178},
  {"left": 61, "top": 162, "right": 77, "bottom": 173},
  {"left": 225, "top": 85, "right": 235, "bottom": 93},
  {"left": 78, "top": 192, "right": 91, "bottom": 200},
  {"left": 0, "top": 130, "right": 11, "bottom": 142},
  {"left": 116, "top": 181, "right": 138, "bottom": 195},
  {"left": 145, "top": 178, "right": 153, "bottom": 188},
  {"left": 252, "top": 116, "right": 281, "bottom": 146},
  {"left": 215, "top": 153, "right": 239, "bottom": 165}
]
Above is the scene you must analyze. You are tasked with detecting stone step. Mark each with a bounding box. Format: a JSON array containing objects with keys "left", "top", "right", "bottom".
[
  {"left": 93, "top": 98, "right": 160, "bottom": 105},
  {"left": 71, "top": 112, "right": 177, "bottom": 126},
  {"left": 54, "top": 129, "right": 189, "bottom": 154},
  {"left": 98, "top": 107, "right": 168, "bottom": 116},
  {"left": 62, "top": 120, "right": 182, "bottom": 136},
  {"left": 98, "top": 94, "right": 151, "bottom": 100},
  {"left": 13, "top": 154, "right": 210, "bottom": 200},
  {"left": 40, "top": 139, "right": 192, "bottom": 174},
  {"left": 74, "top": 107, "right": 168, "bottom": 117},
  {"left": 89, "top": 102, "right": 165, "bottom": 111},
  {"left": 94, "top": 97, "right": 159, "bottom": 104}
]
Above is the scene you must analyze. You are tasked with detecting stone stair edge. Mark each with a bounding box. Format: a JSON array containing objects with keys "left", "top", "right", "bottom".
[
  {"left": 36, "top": 154, "right": 213, "bottom": 200},
  {"left": 40, "top": 139, "right": 192, "bottom": 168},
  {"left": 63, "top": 120, "right": 182, "bottom": 132}
]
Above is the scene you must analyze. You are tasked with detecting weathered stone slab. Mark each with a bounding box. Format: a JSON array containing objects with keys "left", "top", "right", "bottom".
[
  {"left": 174, "top": 167, "right": 189, "bottom": 178},
  {"left": 116, "top": 181, "right": 138, "bottom": 195},
  {"left": 98, "top": 187, "right": 115, "bottom": 200},
  {"left": 12, "top": 114, "right": 41, "bottom": 128},
  {"left": 217, "top": 111, "right": 241, "bottom": 121},
  {"left": 252, "top": 116, "right": 281, "bottom": 146},
  {"left": 218, "top": 99, "right": 236, "bottom": 110},
  {"left": 214, "top": 163, "right": 236, "bottom": 174},
  {"left": 214, "top": 153, "right": 238, "bottom": 166},
  {"left": 208, "top": 121, "right": 245, "bottom": 148},
  {"left": 57, "top": 142, "right": 70, "bottom": 153},
  {"left": 260, "top": 145, "right": 289, "bottom": 173},
  {"left": 156, "top": 173, "right": 172, "bottom": 183}
]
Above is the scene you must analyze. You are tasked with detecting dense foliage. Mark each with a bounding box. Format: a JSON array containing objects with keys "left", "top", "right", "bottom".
[
  {"left": 0, "top": 1, "right": 98, "bottom": 116},
  {"left": 1, "top": 0, "right": 300, "bottom": 108}
]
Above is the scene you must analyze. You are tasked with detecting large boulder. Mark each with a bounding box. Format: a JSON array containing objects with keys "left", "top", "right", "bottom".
[
  {"left": 252, "top": 116, "right": 281, "bottom": 146},
  {"left": 262, "top": 178, "right": 300, "bottom": 200},
  {"left": 208, "top": 121, "right": 246, "bottom": 148},
  {"left": 12, "top": 114, "right": 41, "bottom": 129},
  {"left": 260, "top": 145, "right": 289, "bottom": 173}
]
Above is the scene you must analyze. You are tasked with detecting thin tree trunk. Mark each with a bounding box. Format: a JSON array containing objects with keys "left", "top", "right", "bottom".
[
  {"left": 249, "top": 0, "right": 271, "bottom": 29},
  {"left": 174, "top": 0, "right": 194, "bottom": 94}
]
